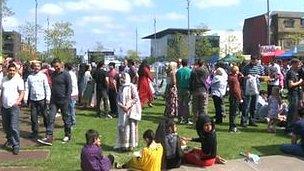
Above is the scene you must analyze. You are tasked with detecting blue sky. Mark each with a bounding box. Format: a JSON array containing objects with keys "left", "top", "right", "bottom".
[{"left": 4, "top": 0, "right": 304, "bottom": 56}]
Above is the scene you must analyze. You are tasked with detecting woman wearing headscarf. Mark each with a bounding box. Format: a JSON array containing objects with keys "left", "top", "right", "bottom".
[
  {"left": 114, "top": 72, "right": 142, "bottom": 152},
  {"left": 183, "top": 114, "right": 217, "bottom": 167},
  {"left": 137, "top": 60, "right": 154, "bottom": 107},
  {"left": 164, "top": 62, "right": 178, "bottom": 118}
]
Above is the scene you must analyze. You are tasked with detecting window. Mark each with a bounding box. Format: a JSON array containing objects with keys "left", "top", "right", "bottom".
[{"left": 284, "top": 19, "right": 295, "bottom": 28}]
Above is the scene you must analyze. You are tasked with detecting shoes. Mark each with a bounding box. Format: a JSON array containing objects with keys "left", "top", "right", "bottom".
[
  {"left": 186, "top": 120, "right": 193, "bottom": 125},
  {"left": 229, "top": 127, "right": 239, "bottom": 133},
  {"left": 62, "top": 136, "right": 71, "bottom": 143},
  {"left": 12, "top": 147, "right": 20, "bottom": 155},
  {"left": 106, "top": 114, "right": 113, "bottom": 119},
  {"left": 37, "top": 135, "right": 53, "bottom": 146}
]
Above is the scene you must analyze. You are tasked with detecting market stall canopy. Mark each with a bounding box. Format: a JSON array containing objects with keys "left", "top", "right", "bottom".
[
  {"left": 277, "top": 50, "right": 295, "bottom": 60},
  {"left": 219, "top": 54, "right": 243, "bottom": 63},
  {"left": 208, "top": 55, "right": 219, "bottom": 64}
]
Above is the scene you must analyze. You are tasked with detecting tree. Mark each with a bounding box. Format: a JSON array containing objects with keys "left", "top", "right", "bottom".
[
  {"left": 167, "top": 33, "right": 189, "bottom": 61},
  {"left": 0, "top": 0, "right": 14, "bottom": 62},
  {"left": 289, "top": 32, "right": 304, "bottom": 45},
  {"left": 44, "top": 21, "right": 75, "bottom": 62},
  {"left": 195, "top": 36, "right": 219, "bottom": 60},
  {"left": 126, "top": 50, "right": 140, "bottom": 62},
  {"left": 18, "top": 22, "right": 42, "bottom": 60}
]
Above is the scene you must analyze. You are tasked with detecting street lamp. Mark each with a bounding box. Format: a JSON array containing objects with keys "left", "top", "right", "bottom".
[
  {"left": 267, "top": 0, "right": 271, "bottom": 45},
  {"left": 186, "top": 0, "right": 191, "bottom": 58},
  {"left": 35, "top": 0, "right": 38, "bottom": 53}
]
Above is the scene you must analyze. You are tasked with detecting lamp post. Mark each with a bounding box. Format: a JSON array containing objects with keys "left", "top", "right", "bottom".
[
  {"left": 35, "top": 0, "right": 38, "bottom": 54},
  {"left": 267, "top": 0, "right": 271, "bottom": 45},
  {"left": 186, "top": 0, "right": 191, "bottom": 58}
]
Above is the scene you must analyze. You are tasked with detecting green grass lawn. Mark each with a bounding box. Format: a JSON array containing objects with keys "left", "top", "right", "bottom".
[{"left": 0, "top": 96, "right": 290, "bottom": 170}]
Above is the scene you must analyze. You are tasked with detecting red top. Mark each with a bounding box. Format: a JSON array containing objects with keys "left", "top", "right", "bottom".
[{"left": 228, "top": 74, "right": 242, "bottom": 101}]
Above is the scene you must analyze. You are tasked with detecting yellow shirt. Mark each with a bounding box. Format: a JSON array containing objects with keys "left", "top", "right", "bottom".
[{"left": 129, "top": 142, "right": 163, "bottom": 171}]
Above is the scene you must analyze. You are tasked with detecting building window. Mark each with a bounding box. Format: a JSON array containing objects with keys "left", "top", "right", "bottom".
[{"left": 284, "top": 19, "right": 295, "bottom": 28}]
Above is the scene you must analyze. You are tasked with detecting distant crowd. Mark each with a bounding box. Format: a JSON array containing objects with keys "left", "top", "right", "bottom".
[{"left": 0, "top": 56, "right": 303, "bottom": 171}]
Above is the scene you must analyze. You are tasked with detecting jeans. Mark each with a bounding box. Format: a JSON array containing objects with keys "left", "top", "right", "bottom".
[
  {"left": 213, "top": 95, "right": 224, "bottom": 123},
  {"left": 96, "top": 88, "right": 109, "bottom": 115},
  {"left": 1, "top": 106, "right": 20, "bottom": 148},
  {"left": 68, "top": 99, "right": 76, "bottom": 126},
  {"left": 30, "top": 100, "right": 48, "bottom": 135},
  {"left": 229, "top": 96, "right": 239, "bottom": 129},
  {"left": 242, "top": 94, "right": 258, "bottom": 124},
  {"left": 48, "top": 101, "right": 71, "bottom": 137},
  {"left": 286, "top": 92, "right": 300, "bottom": 132},
  {"left": 280, "top": 144, "right": 304, "bottom": 157}
]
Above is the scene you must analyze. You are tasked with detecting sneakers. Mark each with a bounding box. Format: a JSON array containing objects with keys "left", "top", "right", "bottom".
[
  {"left": 229, "top": 127, "right": 239, "bottom": 133},
  {"left": 37, "top": 135, "right": 53, "bottom": 146},
  {"left": 62, "top": 136, "right": 70, "bottom": 143}
]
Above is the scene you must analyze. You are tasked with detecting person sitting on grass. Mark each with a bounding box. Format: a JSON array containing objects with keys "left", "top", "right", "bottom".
[
  {"left": 121, "top": 129, "right": 163, "bottom": 171},
  {"left": 155, "top": 118, "right": 182, "bottom": 169},
  {"left": 164, "top": 119, "right": 183, "bottom": 169},
  {"left": 280, "top": 108, "right": 304, "bottom": 157},
  {"left": 81, "top": 129, "right": 114, "bottom": 171},
  {"left": 182, "top": 114, "right": 226, "bottom": 167}
]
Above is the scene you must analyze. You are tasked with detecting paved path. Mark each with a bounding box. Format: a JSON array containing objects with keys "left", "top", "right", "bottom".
[{"left": 113, "top": 155, "right": 304, "bottom": 171}]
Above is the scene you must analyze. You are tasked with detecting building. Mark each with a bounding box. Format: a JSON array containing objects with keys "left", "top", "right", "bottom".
[
  {"left": 243, "top": 11, "right": 304, "bottom": 56},
  {"left": 143, "top": 28, "right": 219, "bottom": 60},
  {"left": 88, "top": 50, "right": 120, "bottom": 65},
  {"left": 3, "top": 31, "right": 21, "bottom": 58},
  {"left": 207, "top": 30, "right": 243, "bottom": 57}
]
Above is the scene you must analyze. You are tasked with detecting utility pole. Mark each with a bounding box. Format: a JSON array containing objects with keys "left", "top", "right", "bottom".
[
  {"left": 135, "top": 27, "right": 138, "bottom": 57},
  {"left": 47, "top": 17, "right": 50, "bottom": 58},
  {"left": 267, "top": 0, "right": 271, "bottom": 45},
  {"left": 35, "top": 0, "right": 38, "bottom": 55},
  {"left": 0, "top": 0, "right": 3, "bottom": 62},
  {"left": 186, "top": 0, "right": 191, "bottom": 58},
  {"left": 153, "top": 17, "right": 157, "bottom": 62}
]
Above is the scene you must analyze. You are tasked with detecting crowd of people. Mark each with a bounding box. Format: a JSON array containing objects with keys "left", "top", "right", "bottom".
[{"left": 0, "top": 55, "right": 303, "bottom": 170}]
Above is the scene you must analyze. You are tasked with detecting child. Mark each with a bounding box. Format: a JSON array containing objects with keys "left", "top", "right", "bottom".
[
  {"left": 164, "top": 120, "right": 183, "bottom": 169},
  {"left": 228, "top": 66, "right": 243, "bottom": 133},
  {"left": 267, "top": 87, "right": 282, "bottom": 133},
  {"left": 183, "top": 115, "right": 219, "bottom": 167},
  {"left": 81, "top": 129, "right": 114, "bottom": 171},
  {"left": 256, "top": 90, "right": 268, "bottom": 121},
  {"left": 123, "top": 129, "right": 163, "bottom": 171}
]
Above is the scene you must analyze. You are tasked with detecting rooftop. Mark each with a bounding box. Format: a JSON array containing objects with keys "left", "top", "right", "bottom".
[{"left": 142, "top": 28, "right": 209, "bottom": 39}]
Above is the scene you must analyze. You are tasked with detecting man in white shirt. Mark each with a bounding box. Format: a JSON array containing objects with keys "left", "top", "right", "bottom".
[
  {"left": 0, "top": 63, "right": 25, "bottom": 155},
  {"left": 24, "top": 61, "right": 51, "bottom": 140}
]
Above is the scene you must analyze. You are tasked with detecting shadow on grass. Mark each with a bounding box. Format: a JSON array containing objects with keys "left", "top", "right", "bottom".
[
  {"left": 141, "top": 115, "right": 163, "bottom": 124},
  {"left": 252, "top": 144, "right": 283, "bottom": 156},
  {"left": 77, "top": 112, "right": 97, "bottom": 118}
]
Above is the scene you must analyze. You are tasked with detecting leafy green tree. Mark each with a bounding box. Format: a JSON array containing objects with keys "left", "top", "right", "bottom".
[
  {"left": 44, "top": 21, "right": 75, "bottom": 62},
  {"left": 289, "top": 33, "right": 304, "bottom": 45},
  {"left": 126, "top": 50, "right": 140, "bottom": 62},
  {"left": 195, "top": 36, "right": 219, "bottom": 60},
  {"left": 167, "top": 33, "right": 189, "bottom": 61}
]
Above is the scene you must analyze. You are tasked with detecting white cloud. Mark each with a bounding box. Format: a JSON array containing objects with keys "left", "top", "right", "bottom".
[
  {"left": 79, "top": 16, "right": 113, "bottom": 25},
  {"left": 193, "top": 0, "right": 240, "bottom": 9},
  {"left": 63, "top": 0, "right": 132, "bottom": 12},
  {"left": 39, "top": 3, "right": 64, "bottom": 16},
  {"left": 163, "top": 12, "right": 186, "bottom": 21},
  {"left": 3, "top": 17, "right": 19, "bottom": 30},
  {"left": 92, "top": 28, "right": 107, "bottom": 35},
  {"left": 132, "top": 0, "right": 154, "bottom": 7}
]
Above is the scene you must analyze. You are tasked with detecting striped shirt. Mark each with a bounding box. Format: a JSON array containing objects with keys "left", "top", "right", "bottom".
[{"left": 243, "top": 64, "right": 264, "bottom": 76}]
